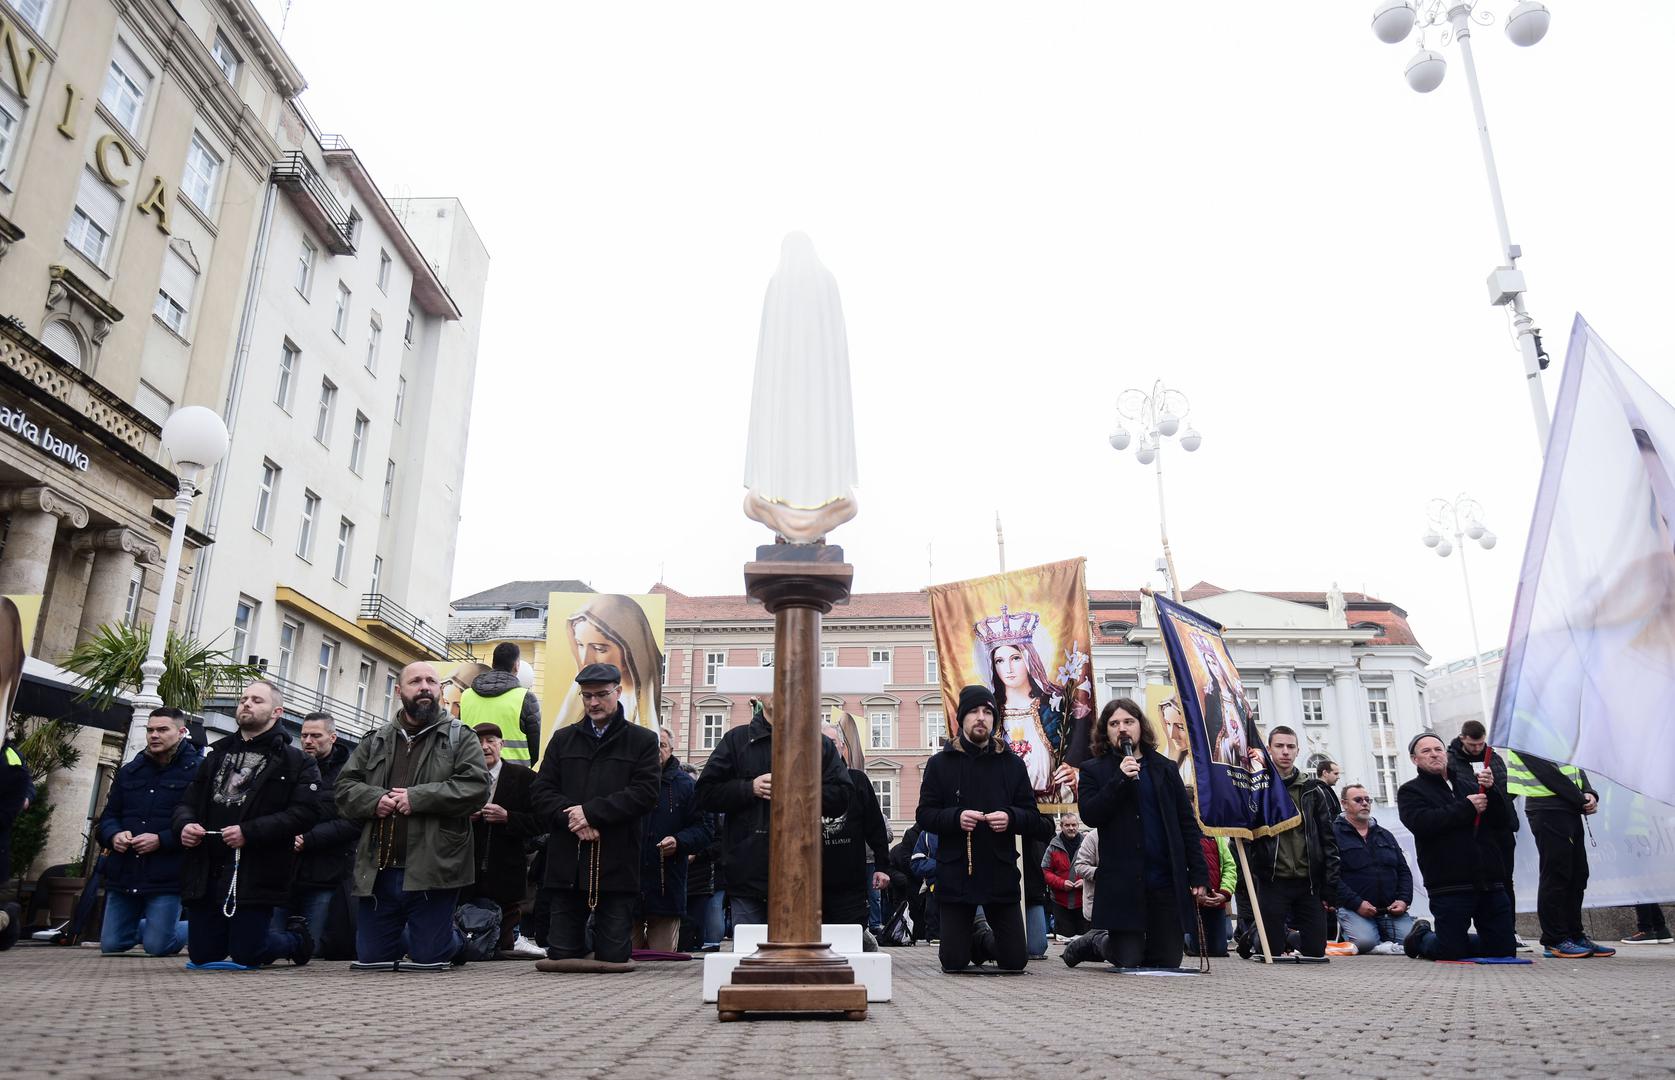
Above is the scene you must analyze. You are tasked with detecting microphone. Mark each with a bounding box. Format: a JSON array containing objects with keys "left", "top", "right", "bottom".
[{"left": 1119, "top": 736, "right": 1135, "bottom": 759}]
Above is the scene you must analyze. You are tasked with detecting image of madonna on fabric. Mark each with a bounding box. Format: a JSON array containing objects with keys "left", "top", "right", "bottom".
[{"left": 552, "top": 593, "right": 666, "bottom": 731}]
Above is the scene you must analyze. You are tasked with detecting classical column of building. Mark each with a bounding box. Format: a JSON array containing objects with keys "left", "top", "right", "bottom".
[
  {"left": 1143, "top": 660, "right": 1171, "bottom": 686},
  {"left": 1265, "top": 665, "right": 1295, "bottom": 731},
  {"left": 71, "top": 528, "right": 163, "bottom": 643},
  {"left": 0, "top": 487, "right": 90, "bottom": 596},
  {"left": 1331, "top": 667, "right": 1373, "bottom": 792}
]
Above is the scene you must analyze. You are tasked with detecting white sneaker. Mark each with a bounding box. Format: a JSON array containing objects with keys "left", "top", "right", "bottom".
[
  {"left": 509, "top": 935, "right": 546, "bottom": 959},
  {"left": 1514, "top": 934, "right": 1535, "bottom": 952},
  {"left": 1370, "top": 941, "right": 1404, "bottom": 955}
]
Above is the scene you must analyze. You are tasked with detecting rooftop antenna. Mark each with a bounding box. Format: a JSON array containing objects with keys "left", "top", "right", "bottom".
[
  {"left": 927, "top": 542, "right": 933, "bottom": 587},
  {"left": 278, "top": 0, "right": 294, "bottom": 41},
  {"left": 995, "top": 512, "right": 1006, "bottom": 574}
]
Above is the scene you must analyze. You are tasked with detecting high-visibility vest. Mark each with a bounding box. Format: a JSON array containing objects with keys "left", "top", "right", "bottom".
[
  {"left": 1503, "top": 750, "right": 1584, "bottom": 799},
  {"left": 3, "top": 746, "right": 21, "bottom": 768},
  {"left": 461, "top": 687, "right": 531, "bottom": 761}
]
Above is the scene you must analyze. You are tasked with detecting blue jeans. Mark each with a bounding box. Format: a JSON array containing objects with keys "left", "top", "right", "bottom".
[
  {"left": 101, "top": 892, "right": 186, "bottom": 956},
  {"left": 186, "top": 902, "right": 301, "bottom": 966},
  {"left": 270, "top": 887, "right": 334, "bottom": 946},
  {"left": 1337, "top": 907, "right": 1416, "bottom": 953},
  {"left": 356, "top": 868, "right": 461, "bottom": 965},
  {"left": 1185, "top": 907, "right": 1231, "bottom": 956},
  {"left": 700, "top": 890, "right": 727, "bottom": 947},
  {"left": 1025, "top": 903, "right": 1048, "bottom": 958},
  {"left": 729, "top": 894, "right": 768, "bottom": 928},
  {"left": 1420, "top": 889, "right": 1516, "bottom": 960},
  {"left": 867, "top": 882, "right": 883, "bottom": 931}
]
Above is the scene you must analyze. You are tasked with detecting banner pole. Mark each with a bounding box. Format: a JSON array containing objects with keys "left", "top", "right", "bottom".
[{"left": 1232, "top": 838, "right": 1275, "bottom": 964}]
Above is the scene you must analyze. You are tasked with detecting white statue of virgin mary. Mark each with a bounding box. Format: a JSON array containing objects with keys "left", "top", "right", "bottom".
[{"left": 742, "top": 232, "right": 859, "bottom": 543}]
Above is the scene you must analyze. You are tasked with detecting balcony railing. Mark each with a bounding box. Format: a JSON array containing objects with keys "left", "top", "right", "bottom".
[
  {"left": 271, "top": 152, "right": 355, "bottom": 254},
  {"left": 359, "top": 593, "right": 450, "bottom": 660},
  {"left": 207, "top": 671, "right": 385, "bottom": 740}
]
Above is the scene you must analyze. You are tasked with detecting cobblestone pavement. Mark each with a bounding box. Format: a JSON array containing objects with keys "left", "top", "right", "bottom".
[{"left": 6, "top": 940, "right": 1673, "bottom": 1079}]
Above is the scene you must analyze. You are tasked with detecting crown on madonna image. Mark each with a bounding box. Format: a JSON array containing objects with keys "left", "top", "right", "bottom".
[{"left": 973, "top": 605, "right": 1041, "bottom": 649}]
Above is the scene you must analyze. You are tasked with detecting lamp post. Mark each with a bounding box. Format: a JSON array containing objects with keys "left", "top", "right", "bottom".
[
  {"left": 1370, "top": 1, "right": 1555, "bottom": 455},
  {"left": 1110, "top": 380, "right": 1201, "bottom": 603},
  {"left": 122, "top": 406, "right": 229, "bottom": 761},
  {"left": 1422, "top": 493, "right": 1498, "bottom": 726}
]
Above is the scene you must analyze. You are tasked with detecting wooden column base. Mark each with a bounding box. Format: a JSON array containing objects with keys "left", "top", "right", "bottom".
[{"left": 716, "top": 982, "right": 868, "bottom": 1022}]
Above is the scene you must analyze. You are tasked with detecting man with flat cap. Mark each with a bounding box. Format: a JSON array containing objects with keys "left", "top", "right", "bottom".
[
  {"left": 916, "top": 685, "right": 1052, "bottom": 973},
  {"left": 531, "top": 663, "right": 660, "bottom": 964},
  {"left": 467, "top": 721, "right": 544, "bottom": 957}
]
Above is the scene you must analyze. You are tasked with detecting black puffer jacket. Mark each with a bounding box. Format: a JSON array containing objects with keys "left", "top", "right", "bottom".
[
  {"left": 96, "top": 740, "right": 203, "bottom": 896},
  {"left": 1246, "top": 770, "right": 1341, "bottom": 902},
  {"left": 914, "top": 735, "right": 1052, "bottom": 906},
  {"left": 531, "top": 708, "right": 660, "bottom": 895},
  {"left": 174, "top": 726, "right": 321, "bottom": 906},
  {"left": 1397, "top": 768, "right": 1514, "bottom": 895},
  {"left": 694, "top": 708, "right": 852, "bottom": 902},
  {"left": 294, "top": 741, "right": 359, "bottom": 890}
]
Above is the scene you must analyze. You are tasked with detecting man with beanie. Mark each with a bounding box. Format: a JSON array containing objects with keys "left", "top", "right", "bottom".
[
  {"left": 531, "top": 663, "right": 660, "bottom": 964},
  {"left": 337, "top": 662, "right": 490, "bottom": 971},
  {"left": 916, "top": 685, "right": 1052, "bottom": 973}
]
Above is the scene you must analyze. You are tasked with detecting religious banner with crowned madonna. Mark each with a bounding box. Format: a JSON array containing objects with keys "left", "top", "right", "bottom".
[
  {"left": 928, "top": 558, "right": 1095, "bottom": 804},
  {"left": 1154, "top": 594, "right": 1298, "bottom": 839}
]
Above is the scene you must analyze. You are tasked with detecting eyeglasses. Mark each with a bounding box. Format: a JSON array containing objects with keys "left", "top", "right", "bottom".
[
  {"left": 1347, "top": 796, "right": 1372, "bottom": 805},
  {"left": 579, "top": 688, "right": 618, "bottom": 702}
]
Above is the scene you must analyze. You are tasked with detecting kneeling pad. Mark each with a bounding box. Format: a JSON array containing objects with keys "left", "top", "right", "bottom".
[
  {"left": 184, "top": 960, "right": 258, "bottom": 971},
  {"left": 942, "top": 965, "right": 1027, "bottom": 975},
  {"left": 1437, "top": 956, "right": 1533, "bottom": 965},
  {"left": 535, "top": 957, "right": 637, "bottom": 973},
  {"left": 629, "top": 949, "right": 692, "bottom": 962}
]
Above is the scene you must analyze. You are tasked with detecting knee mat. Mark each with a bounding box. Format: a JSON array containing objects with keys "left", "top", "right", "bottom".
[
  {"left": 184, "top": 960, "right": 259, "bottom": 971},
  {"left": 535, "top": 957, "right": 638, "bottom": 973}
]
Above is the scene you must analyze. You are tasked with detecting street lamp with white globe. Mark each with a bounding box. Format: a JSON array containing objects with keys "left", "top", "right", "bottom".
[
  {"left": 1423, "top": 493, "right": 1499, "bottom": 728},
  {"left": 1110, "top": 381, "right": 1201, "bottom": 602},
  {"left": 1370, "top": 1, "right": 1555, "bottom": 455},
  {"left": 123, "top": 405, "right": 229, "bottom": 760}
]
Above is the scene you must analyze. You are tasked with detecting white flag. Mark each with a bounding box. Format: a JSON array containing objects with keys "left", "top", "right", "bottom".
[{"left": 1496, "top": 315, "right": 1675, "bottom": 805}]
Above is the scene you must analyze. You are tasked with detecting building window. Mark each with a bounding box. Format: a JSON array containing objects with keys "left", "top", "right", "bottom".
[
  {"left": 924, "top": 649, "right": 938, "bottom": 685},
  {"left": 68, "top": 169, "right": 121, "bottom": 267},
  {"left": 181, "top": 133, "right": 221, "bottom": 212},
  {"left": 14, "top": 0, "right": 50, "bottom": 32},
  {"left": 702, "top": 711, "right": 726, "bottom": 750},
  {"left": 364, "top": 316, "right": 381, "bottom": 373},
  {"left": 870, "top": 777, "right": 895, "bottom": 821},
  {"left": 356, "top": 659, "right": 375, "bottom": 713},
  {"left": 369, "top": 555, "right": 382, "bottom": 595},
  {"left": 0, "top": 84, "right": 22, "bottom": 178},
  {"left": 101, "top": 39, "right": 151, "bottom": 135},
  {"left": 122, "top": 566, "right": 144, "bottom": 627},
  {"left": 1368, "top": 687, "right": 1397, "bottom": 803},
  {"left": 870, "top": 648, "right": 892, "bottom": 671},
  {"left": 1300, "top": 686, "right": 1326, "bottom": 726},
  {"left": 869, "top": 709, "right": 894, "bottom": 750},
  {"left": 232, "top": 596, "right": 259, "bottom": 663},
  {"left": 1245, "top": 684, "right": 1262, "bottom": 725},
  {"left": 821, "top": 648, "right": 836, "bottom": 668},
  {"left": 210, "top": 30, "right": 240, "bottom": 85},
  {"left": 277, "top": 618, "right": 300, "bottom": 680},
  {"left": 759, "top": 648, "right": 774, "bottom": 668},
  {"left": 393, "top": 376, "right": 407, "bottom": 424},
  {"left": 334, "top": 518, "right": 354, "bottom": 583},
  {"left": 377, "top": 249, "right": 391, "bottom": 292},
  {"left": 253, "top": 459, "right": 280, "bottom": 534},
  {"left": 314, "top": 378, "right": 336, "bottom": 444},
  {"left": 296, "top": 490, "right": 319, "bottom": 559},
  {"left": 153, "top": 249, "right": 197, "bottom": 335},
  {"left": 133, "top": 381, "right": 171, "bottom": 426},
  {"left": 404, "top": 307, "right": 415, "bottom": 347},
  {"left": 382, "top": 460, "right": 395, "bottom": 515},
  {"left": 382, "top": 672, "right": 397, "bottom": 720},
  {"left": 275, "top": 340, "right": 299, "bottom": 410},
  {"left": 345, "top": 208, "right": 361, "bottom": 247},
  {"left": 315, "top": 638, "right": 338, "bottom": 700},
  {"left": 41, "top": 320, "right": 83, "bottom": 367},
  {"left": 705, "top": 651, "right": 725, "bottom": 686},
  {"left": 295, "top": 237, "right": 315, "bottom": 296},
  {"left": 333, "top": 282, "right": 351, "bottom": 338},
  {"left": 513, "top": 606, "right": 539, "bottom": 620},
  {"left": 924, "top": 708, "right": 945, "bottom": 748},
  {"left": 349, "top": 412, "right": 368, "bottom": 473}
]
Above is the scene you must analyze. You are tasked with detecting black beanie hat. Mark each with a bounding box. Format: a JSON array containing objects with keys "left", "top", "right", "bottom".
[{"left": 956, "top": 685, "right": 997, "bottom": 724}]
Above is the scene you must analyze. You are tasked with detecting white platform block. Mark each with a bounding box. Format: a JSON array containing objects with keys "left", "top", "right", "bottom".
[{"left": 702, "top": 925, "right": 892, "bottom": 1002}]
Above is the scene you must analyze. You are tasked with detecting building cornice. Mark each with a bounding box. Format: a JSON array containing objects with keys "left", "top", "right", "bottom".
[
  {"left": 215, "top": 0, "right": 306, "bottom": 98},
  {"left": 325, "top": 150, "right": 461, "bottom": 320}
]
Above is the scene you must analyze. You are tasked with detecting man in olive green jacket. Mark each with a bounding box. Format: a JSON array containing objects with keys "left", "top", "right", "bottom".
[{"left": 337, "top": 661, "right": 489, "bottom": 969}]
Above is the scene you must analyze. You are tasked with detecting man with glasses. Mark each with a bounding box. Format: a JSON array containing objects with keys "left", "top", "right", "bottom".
[
  {"left": 1332, "top": 784, "right": 1414, "bottom": 954},
  {"left": 531, "top": 663, "right": 659, "bottom": 965}
]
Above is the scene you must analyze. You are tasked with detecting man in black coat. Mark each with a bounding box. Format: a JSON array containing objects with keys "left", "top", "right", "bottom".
[
  {"left": 469, "top": 722, "right": 543, "bottom": 955},
  {"left": 1447, "top": 720, "right": 1521, "bottom": 930},
  {"left": 694, "top": 694, "right": 851, "bottom": 926},
  {"left": 1242, "top": 726, "right": 1340, "bottom": 960},
  {"left": 530, "top": 664, "right": 659, "bottom": 964},
  {"left": 819, "top": 720, "right": 890, "bottom": 946},
  {"left": 287, "top": 712, "right": 359, "bottom": 951},
  {"left": 916, "top": 685, "right": 1052, "bottom": 973},
  {"left": 175, "top": 681, "right": 321, "bottom": 968},
  {"left": 1396, "top": 732, "right": 1516, "bottom": 960}
]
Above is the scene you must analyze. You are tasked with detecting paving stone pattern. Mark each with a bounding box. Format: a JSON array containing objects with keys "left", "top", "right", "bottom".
[{"left": 6, "top": 941, "right": 1674, "bottom": 1079}]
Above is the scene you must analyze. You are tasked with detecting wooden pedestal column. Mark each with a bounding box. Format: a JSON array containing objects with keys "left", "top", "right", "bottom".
[{"left": 717, "top": 544, "right": 868, "bottom": 1022}]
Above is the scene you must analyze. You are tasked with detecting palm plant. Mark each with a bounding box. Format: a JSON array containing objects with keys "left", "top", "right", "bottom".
[
  {"left": 8, "top": 715, "right": 82, "bottom": 889},
  {"left": 59, "top": 623, "right": 260, "bottom": 713}
]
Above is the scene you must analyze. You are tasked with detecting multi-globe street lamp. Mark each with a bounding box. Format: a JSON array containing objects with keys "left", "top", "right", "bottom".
[
  {"left": 1110, "top": 381, "right": 1201, "bottom": 603},
  {"left": 1422, "top": 493, "right": 1498, "bottom": 725},
  {"left": 122, "top": 405, "right": 229, "bottom": 761},
  {"left": 1371, "top": 1, "right": 1555, "bottom": 454}
]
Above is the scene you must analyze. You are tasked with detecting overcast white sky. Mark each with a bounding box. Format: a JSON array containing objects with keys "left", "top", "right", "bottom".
[{"left": 255, "top": 1, "right": 1674, "bottom": 665}]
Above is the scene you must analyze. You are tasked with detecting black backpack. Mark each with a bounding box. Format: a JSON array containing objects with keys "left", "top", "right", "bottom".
[
  {"left": 454, "top": 899, "right": 502, "bottom": 961},
  {"left": 881, "top": 899, "right": 915, "bottom": 947}
]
